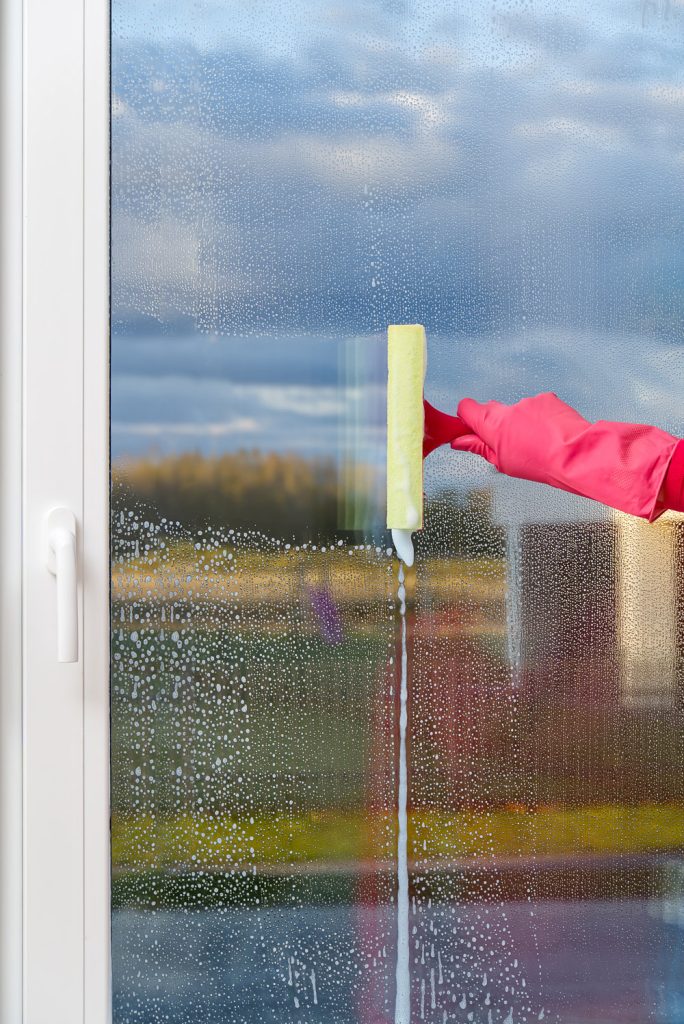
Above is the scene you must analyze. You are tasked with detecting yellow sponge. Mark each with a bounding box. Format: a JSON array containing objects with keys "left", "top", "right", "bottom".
[{"left": 386, "top": 324, "right": 426, "bottom": 531}]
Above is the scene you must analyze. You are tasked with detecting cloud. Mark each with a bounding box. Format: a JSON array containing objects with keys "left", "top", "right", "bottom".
[
  {"left": 515, "top": 118, "right": 625, "bottom": 152},
  {"left": 110, "top": 1, "right": 684, "bottom": 468},
  {"left": 112, "top": 9, "right": 684, "bottom": 338},
  {"left": 112, "top": 418, "right": 260, "bottom": 437},
  {"left": 111, "top": 327, "right": 684, "bottom": 467},
  {"left": 278, "top": 133, "right": 457, "bottom": 191},
  {"left": 110, "top": 334, "right": 388, "bottom": 459},
  {"left": 242, "top": 385, "right": 348, "bottom": 417}
]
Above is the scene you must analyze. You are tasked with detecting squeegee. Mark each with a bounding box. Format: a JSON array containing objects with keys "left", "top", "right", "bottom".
[{"left": 386, "top": 324, "right": 427, "bottom": 566}]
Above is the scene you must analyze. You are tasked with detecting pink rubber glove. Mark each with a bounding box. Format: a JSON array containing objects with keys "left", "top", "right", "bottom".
[{"left": 442, "top": 392, "right": 680, "bottom": 522}]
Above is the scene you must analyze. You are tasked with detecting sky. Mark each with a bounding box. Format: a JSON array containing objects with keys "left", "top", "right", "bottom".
[{"left": 111, "top": 0, "right": 684, "bottom": 498}]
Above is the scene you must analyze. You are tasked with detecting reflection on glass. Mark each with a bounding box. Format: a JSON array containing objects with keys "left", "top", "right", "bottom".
[{"left": 112, "top": 1, "right": 684, "bottom": 1021}]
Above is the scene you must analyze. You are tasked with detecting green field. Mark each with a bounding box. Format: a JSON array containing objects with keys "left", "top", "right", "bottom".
[{"left": 112, "top": 803, "right": 684, "bottom": 873}]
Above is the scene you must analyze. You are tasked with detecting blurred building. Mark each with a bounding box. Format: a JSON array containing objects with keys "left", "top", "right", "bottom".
[
  {"left": 499, "top": 496, "right": 684, "bottom": 712},
  {"left": 614, "top": 510, "right": 684, "bottom": 710},
  {"left": 383, "top": 488, "right": 684, "bottom": 811}
]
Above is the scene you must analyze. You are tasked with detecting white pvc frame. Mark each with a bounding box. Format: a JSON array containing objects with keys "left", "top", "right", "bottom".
[
  {"left": 1, "top": 0, "right": 110, "bottom": 1020},
  {"left": 1, "top": 0, "right": 25, "bottom": 1018}
]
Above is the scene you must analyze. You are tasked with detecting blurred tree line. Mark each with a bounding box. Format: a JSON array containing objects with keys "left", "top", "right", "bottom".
[
  {"left": 113, "top": 450, "right": 339, "bottom": 541},
  {"left": 112, "top": 450, "right": 503, "bottom": 556}
]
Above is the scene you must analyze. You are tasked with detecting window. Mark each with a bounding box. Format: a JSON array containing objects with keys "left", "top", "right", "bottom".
[{"left": 9, "top": 1, "right": 684, "bottom": 1021}]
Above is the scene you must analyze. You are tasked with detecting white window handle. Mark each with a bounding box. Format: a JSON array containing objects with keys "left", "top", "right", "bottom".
[{"left": 45, "top": 507, "right": 78, "bottom": 663}]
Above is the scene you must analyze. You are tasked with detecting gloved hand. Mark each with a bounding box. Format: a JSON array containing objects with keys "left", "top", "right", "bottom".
[{"left": 425, "top": 392, "right": 681, "bottom": 522}]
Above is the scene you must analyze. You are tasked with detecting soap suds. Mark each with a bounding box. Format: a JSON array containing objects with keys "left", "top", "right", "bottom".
[{"left": 392, "top": 528, "right": 415, "bottom": 568}]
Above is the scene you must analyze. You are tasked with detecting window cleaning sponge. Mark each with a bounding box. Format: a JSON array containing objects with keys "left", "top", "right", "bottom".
[{"left": 386, "top": 324, "right": 426, "bottom": 533}]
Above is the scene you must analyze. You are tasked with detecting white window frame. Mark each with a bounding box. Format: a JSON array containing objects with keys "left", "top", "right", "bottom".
[{"left": 1, "top": 1, "right": 110, "bottom": 1021}]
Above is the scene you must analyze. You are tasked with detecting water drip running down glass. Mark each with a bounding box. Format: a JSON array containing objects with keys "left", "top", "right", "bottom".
[
  {"left": 504, "top": 524, "right": 523, "bottom": 688},
  {"left": 395, "top": 561, "right": 410, "bottom": 1024}
]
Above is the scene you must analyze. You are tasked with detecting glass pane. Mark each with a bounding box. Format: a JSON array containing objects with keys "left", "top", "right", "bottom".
[{"left": 111, "top": 2, "right": 684, "bottom": 1022}]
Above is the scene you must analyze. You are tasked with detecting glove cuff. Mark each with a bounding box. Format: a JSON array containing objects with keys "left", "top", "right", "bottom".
[{"left": 658, "top": 437, "right": 684, "bottom": 518}]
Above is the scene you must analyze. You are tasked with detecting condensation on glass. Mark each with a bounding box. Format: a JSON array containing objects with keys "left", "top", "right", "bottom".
[{"left": 111, "top": 1, "right": 684, "bottom": 1021}]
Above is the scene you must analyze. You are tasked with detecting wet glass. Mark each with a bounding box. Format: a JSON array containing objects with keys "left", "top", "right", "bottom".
[{"left": 111, "top": 2, "right": 684, "bottom": 1021}]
